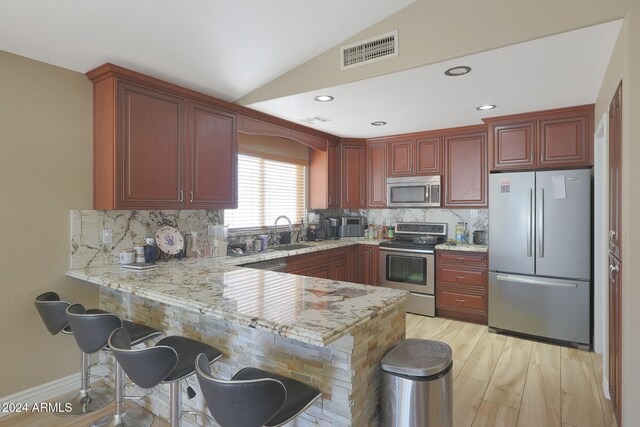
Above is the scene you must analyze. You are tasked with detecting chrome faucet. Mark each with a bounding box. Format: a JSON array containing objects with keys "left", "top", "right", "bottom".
[{"left": 274, "top": 215, "right": 293, "bottom": 244}]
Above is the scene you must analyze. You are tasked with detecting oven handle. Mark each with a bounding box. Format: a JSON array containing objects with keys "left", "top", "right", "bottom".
[{"left": 379, "top": 247, "right": 434, "bottom": 254}]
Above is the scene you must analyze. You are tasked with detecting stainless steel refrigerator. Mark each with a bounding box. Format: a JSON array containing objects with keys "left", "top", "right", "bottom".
[{"left": 488, "top": 168, "right": 591, "bottom": 349}]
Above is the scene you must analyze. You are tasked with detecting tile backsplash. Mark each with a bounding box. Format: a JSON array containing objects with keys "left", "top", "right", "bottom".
[
  {"left": 309, "top": 208, "right": 488, "bottom": 240},
  {"left": 70, "top": 210, "right": 223, "bottom": 269}
]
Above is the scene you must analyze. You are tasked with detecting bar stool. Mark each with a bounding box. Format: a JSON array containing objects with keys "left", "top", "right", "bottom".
[
  {"left": 66, "top": 303, "right": 161, "bottom": 427},
  {"left": 194, "top": 353, "right": 322, "bottom": 427},
  {"left": 34, "top": 292, "right": 114, "bottom": 415},
  {"left": 108, "top": 327, "right": 223, "bottom": 426}
]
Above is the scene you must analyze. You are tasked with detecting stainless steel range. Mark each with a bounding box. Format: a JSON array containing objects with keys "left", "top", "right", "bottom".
[{"left": 379, "top": 223, "right": 448, "bottom": 317}]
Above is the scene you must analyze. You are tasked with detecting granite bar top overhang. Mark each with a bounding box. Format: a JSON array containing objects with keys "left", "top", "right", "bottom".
[
  {"left": 67, "top": 258, "right": 408, "bottom": 347},
  {"left": 435, "top": 242, "right": 489, "bottom": 253}
]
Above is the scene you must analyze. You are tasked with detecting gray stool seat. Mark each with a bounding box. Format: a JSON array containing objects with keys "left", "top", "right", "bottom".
[
  {"left": 34, "top": 292, "right": 114, "bottom": 416},
  {"left": 195, "top": 354, "right": 322, "bottom": 427},
  {"left": 66, "top": 304, "right": 161, "bottom": 427},
  {"left": 109, "top": 328, "right": 222, "bottom": 426}
]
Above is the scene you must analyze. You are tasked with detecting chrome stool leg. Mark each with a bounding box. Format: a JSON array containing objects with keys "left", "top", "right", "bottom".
[
  {"left": 169, "top": 381, "right": 181, "bottom": 426},
  {"left": 57, "top": 351, "right": 114, "bottom": 416},
  {"left": 92, "top": 361, "right": 153, "bottom": 427}
]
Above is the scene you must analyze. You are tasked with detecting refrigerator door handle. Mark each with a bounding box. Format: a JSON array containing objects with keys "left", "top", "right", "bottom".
[
  {"left": 538, "top": 188, "right": 544, "bottom": 258},
  {"left": 496, "top": 275, "right": 578, "bottom": 288},
  {"left": 527, "top": 189, "right": 533, "bottom": 257}
]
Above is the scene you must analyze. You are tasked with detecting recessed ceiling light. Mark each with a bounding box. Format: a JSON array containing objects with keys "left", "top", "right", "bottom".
[
  {"left": 476, "top": 105, "right": 496, "bottom": 111},
  {"left": 444, "top": 66, "right": 471, "bottom": 76},
  {"left": 314, "top": 95, "right": 334, "bottom": 102},
  {"left": 371, "top": 121, "right": 387, "bottom": 126}
]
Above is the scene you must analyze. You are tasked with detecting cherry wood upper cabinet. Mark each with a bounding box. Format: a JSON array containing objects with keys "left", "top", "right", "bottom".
[
  {"left": 388, "top": 139, "right": 414, "bottom": 177},
  {"left": 388, "top": 137, "right": 441, "bottom": 177},
  {"left": 366, "top": 142, "right": 388, "bottom": 208},
  {"left": 116, "top": 81, "right": 185, "bottom": 209},
  {"left": 415, "top": 136, "right": 442, "bottom": 175},
  {"left": 88, "top": 64, "right": 238, "bottom": 210},
  {"left": 187, "top": 102, "right": 237, "bottom": 209},
  {"left": 443, "top": 127, "right": 488, "bottom": 208},
  {"left": 341, "top": 142, "right": 366, "bottom": 209},
  {"left": 484, "top": 105, "right": 594, "bottom": 172},
  {"left": 309, "top": 141, "right": 340, "bottom": 209}
]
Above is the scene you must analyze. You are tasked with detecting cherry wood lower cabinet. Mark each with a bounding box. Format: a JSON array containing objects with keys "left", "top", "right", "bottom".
[
  {"left": 285, "top": 245, "right": 378, "bottom": 285},
  {"left": 436, "top": 250, "right": 488, "bottom": 324}
]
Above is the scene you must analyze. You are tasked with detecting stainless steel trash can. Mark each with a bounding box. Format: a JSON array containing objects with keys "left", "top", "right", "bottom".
[{"left": 381, "top": 338, "right": 453, "bottom": 427}]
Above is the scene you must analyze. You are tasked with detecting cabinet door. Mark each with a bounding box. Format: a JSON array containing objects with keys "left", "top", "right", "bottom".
[
  {"left": 356, "top": 245, "right": 379, "bottom": 285},
  {"left": 341, "top": 144, "right": 366, "bottom": 209},
  {"left": 328, "top": 142, "right": 341, "bottom": 208},
  {"left": 538, "top": 112, "right": 590, "bottom": 167},
  {"left": 443, "top": 131, "right": 488, "bottom": 207},
  {"left": 311, "top": 264, "right": 332, "bottom": 279},
  {"left": 489, "top": 121, "right": 536, "bottom": 171},
  {"left": 388, "top": 139, "right": 414, "bottom": 177},
  {"left": 366, "top": 142, "right": 388, "bottom": 208},
  {"left": 415, "top": 136, "right": 441, "bottom": 175},
  {"left": 332, "top": 260, "right": 349, "bottom": 281},
  {"left": 117, "top": 82, "right": 185, "bottom": 208},
  {"left": 187, "top": 102, "right": 237, "bottom": 209}
]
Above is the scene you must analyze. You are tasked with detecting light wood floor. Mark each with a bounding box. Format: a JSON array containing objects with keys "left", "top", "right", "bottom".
[
  {"left": 0, "top": 401, "right": 168, "bottom": 427},
  {"left": 407, "top": 314, "right": 617, "bottom": 427},
  {"left": 0, "top": 316, "right": 616, "bottom": 427}
]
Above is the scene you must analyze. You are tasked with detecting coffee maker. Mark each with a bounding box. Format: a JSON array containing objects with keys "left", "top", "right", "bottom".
[{"left": 322, "top": 218, "right": 340, "bottom": 240}]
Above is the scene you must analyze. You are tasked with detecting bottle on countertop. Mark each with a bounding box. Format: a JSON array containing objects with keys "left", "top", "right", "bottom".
[{"left": 387, "top": 225, "right": 395, "bottom": 239}]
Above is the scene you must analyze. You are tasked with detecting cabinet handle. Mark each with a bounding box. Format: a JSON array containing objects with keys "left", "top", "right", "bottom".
[
  {"left": 329, "top": 196, "right": 332, "bottom": 204},
  {"left": 456, "top": 257, "right": 465, "bottom": 262},
  {"left": 455, "top": 299, "right": 466, "bottom": 305},
  {"left": 180, "top": 190, "right": 184, "bottom": 203},
  {"left": 455, "top": 275, "right": 466, "bottom": 281},
  {"left": 190, "top": 191, "right": 194, "bottom": 203}
]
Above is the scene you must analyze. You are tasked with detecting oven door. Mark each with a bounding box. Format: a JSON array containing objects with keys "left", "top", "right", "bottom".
[{"left": 378, "top": 248, "right": 435, "bottom": 295}]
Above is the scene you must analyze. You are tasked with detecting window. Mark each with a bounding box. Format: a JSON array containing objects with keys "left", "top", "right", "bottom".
[{"left": 225, "top": 153, "right": 307, "bottom": 229}]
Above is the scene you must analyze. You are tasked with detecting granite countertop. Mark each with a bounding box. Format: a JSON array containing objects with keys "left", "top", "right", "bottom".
[
  {"left": 67, "top": 242, "right": 406, "bottom": 347},
  {"left": 435, "top": 242, "right": 489, "bottom": 253}
]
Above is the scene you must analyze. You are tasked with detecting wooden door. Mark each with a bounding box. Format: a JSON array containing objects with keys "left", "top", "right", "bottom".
[
  {"left": 187, "top": 102, "right": 237, "bottom": 209},
  {"left": 117, "top": 81, "right": 185, "bottom": 209},
  {"left": 608, "top": 82, "right": 622, "bottom": 424},
  {"left": 341, "top": 143, "right": 366, "bottom": 209},
  {"left": 443, "top": 130, "right": 488, "bottom": 207},
  {"left": 388, "top": 139, "right": 414, "bottom": 177},
  {"left": 328, "top": 142, "right": 341, "bottom": 208},
  {"left": 538, "top": 110, "right": 591, "bottom": 167},
  {"left": 609, "top": 84, "right": 622, "bottom": 260},
  {"left": 489, "top": 121, "right": 536, "bottom": 171},
  {"left": 415, "top": 136, "right": 441, "bottom": 175},
  {"left": 366, "top": 142, "right": 388, "bottom": 208},
  {"left": 608, "top": 254, "right": 622, "bottom": 424}
]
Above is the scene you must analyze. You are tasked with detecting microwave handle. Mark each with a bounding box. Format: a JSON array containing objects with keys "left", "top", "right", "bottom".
[{"left": 425, "top": 185, "right": 429, "bottom": 202}]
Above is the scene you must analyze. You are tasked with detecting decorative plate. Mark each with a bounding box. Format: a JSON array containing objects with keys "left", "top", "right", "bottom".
[{"left": 155, "top": 226, "right": 184, "bottom": 255}]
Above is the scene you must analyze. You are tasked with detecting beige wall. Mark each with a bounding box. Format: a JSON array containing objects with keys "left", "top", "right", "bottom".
[
  {"left": 0, "top": 51, "right": 96, "bottom": 397},
  {"left": 237, "top": 133, "right": 309, "bottom": 162}
]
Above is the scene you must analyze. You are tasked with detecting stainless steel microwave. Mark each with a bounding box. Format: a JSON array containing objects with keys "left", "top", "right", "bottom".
[{"left": 386, "top": 176, "right": 441, "bottom": 208}]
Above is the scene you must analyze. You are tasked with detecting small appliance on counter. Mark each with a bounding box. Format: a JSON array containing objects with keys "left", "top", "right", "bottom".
[
  {"left": 339, "top": 216, "right": 367, "bottom": 237},
  {"left": 306, "top": 223, "right": 325, "bottom": 241},
  {"left": 323, "top": 218, "right": 340, "bottom": 240},
  {"left": 473, "top": 230, "right": 488, "bottom": 245}
]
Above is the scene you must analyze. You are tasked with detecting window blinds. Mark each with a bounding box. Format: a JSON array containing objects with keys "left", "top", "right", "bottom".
[{"left": 225, "top": 153, "right": 307, "bottom": 229}]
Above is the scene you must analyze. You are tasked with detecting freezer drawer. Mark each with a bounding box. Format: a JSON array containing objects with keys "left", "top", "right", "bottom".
[{"left": 488, "top": 272, "right": 590, "bottom": 346}]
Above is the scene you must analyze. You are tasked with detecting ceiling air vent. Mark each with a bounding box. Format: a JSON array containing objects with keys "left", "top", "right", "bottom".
[
  {"left": 301, "top": 116, "right": 331, "bottom": 125},
  {"left": 341, "top": 30, "right": 398, "bottom": 70}
]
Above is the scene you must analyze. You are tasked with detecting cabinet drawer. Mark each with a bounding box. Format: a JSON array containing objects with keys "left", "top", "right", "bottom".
[
  {"left": 437, "top": 289, "right": 486, "bottom": 312},
  {"left": 331, "top": 248, "right": 348, "bottom": 263},
  {"left": 286, "top": 251, "right": 332, "bottom": 271},
  {"left": 437, "top": 251, "right": 487, "bottom": 267},
  {"left": 437, "top": 266, "right": 486, "bottom": 289}
]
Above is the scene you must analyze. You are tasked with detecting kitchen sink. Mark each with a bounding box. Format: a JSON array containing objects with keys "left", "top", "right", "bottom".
[{"left": 272, "top": 243, "right": 313, "bottom": 251}]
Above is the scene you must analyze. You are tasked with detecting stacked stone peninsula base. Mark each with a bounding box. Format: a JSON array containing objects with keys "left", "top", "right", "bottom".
[{"left": 100, "top": 287, "right": 405, "bottom": 426}]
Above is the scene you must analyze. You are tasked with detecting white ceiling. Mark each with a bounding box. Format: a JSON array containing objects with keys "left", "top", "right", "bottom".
[
  {"left": 0, "top": 0, "right": 414, "bottom": 101},
  {"left": 248, "top": 20, "right": 623, "bottom": 138}
]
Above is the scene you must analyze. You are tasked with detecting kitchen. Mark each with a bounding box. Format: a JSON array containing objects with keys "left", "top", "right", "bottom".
[{"left": 1, "top": 1, "right": 639, "bottom": 427}]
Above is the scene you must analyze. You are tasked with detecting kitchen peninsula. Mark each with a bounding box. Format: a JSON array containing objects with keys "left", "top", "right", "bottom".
[{"left": 67, "top": 257, "right": 408, "bottom": 426}]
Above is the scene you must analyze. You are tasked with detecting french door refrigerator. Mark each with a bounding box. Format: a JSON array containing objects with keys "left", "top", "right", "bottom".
[{"left": 489, "top": 168, "right": 591, "bottom": 349}]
